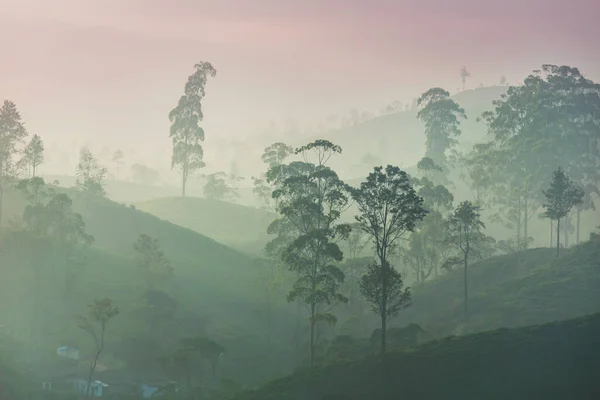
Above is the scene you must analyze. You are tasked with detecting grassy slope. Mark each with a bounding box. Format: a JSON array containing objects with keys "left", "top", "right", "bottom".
[
  {"left": 134, "top": 197, "right": 275, "bottom": 255},
  {"left": 233, "top": 312, "right": 600, "bottom": 400},
  {"left": 393, "top": 239, "right": 600, "bottom": 338},
  {"left": 0, "top": 188, "right": 298, "bottom": 386}
]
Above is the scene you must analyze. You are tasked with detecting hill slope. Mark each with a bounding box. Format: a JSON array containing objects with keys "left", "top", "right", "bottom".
[
  {"left": 393, "top": 239, "right": 600, "bottom": 338},
  {"left": 234, "top": 312, "right": 600, "bottom": 400},
  {"left": 134, "top": 197, "right": 275, "bottom": 255}
]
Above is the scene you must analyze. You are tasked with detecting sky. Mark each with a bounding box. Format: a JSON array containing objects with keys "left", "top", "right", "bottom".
[{"left": 0, "top": 0, "right": 599, "bottom": 176}]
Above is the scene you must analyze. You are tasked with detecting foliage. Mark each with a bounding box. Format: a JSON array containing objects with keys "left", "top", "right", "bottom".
[
  {"left": 0, "top": 100, "right": 28, "bottom": 232},
  {"left": 169, "top": 62, "right": 217, "bottom": 197},
  {"left": 460, "top": 66, "right": 471, "bottom": 90},
  {"left": 22, "top": 134, "right": 44, "bottom": 177},
  {"left": 351, "top": 165, "right": 427, "bottom": 354},
  {"left": 253, "top": 142, "right": 294, "bottom": 211},
  {"left": 359, "top": 261, "right": 411, "bottom": 321},
  {"left": 416, "top": 88, "right": 466, "bottom": 175},
  {"left": 266, "top": 139, "right": 350, "bottom": 367},
  {"left": 445, "top": 201, "right": 490, "bottom": 321},
  {"left": 77, "top": 297, "right": 119, "bottom": 397},
  {"left": 542, "top": 167, "right": 584, "bottom": 256},
  {"left": 203, "top": 171, "right": 241, "bottom": 202},
  {"left": 133, "top": 233, "right": 174, "bottom": 290},
  {"left": 76, "top": 146, "right": 108, "bottom": 196}
]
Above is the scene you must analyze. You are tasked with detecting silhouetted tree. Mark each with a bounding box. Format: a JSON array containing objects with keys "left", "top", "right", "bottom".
[
  {"left": 460, "top": 66, "right": 471, "bottom": 91},
  {"left": 444, "top": 201, "right": 487, "bottom": 321},
  {"left": 351, "top": 165, "right": 427, "bottom": 354},
  {"left": 417, "top": 88, "right": 466, "bottom": 175},
  {"left": 133, "top": 234, "right": 173, "bottom": 290},
  {"left": 77, "top": 298, "right": 119, "bottom": 397},
  {"left": 112, "top": 149, "right": 124, "bottom": 178},
  {"left": 0, "top": 100, "right": 28, "bottom": 236},
  {"left": 266, "top": 140, "right": 350, "bottom": 367},
  {"left": 169, "top": 62, "right": 217, "bottom": 197},
  {"left": 76, "top": 147, "right": 107, "bottom": 196},
  {"left": 542, "top": 167, "right": 584, "bottom": 256},
  {"left": 23, "top": 134, "right": 44, "bottom": 177}
]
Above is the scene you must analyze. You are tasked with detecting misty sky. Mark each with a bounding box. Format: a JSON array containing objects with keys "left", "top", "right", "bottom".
[{"left": 1, "top": 0, "right": 599, "bottom": 175}]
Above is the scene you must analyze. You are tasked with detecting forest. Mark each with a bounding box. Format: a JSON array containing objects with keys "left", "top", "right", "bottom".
[{"left": 1, "top": 61, "right": 599, "bottom": 400}]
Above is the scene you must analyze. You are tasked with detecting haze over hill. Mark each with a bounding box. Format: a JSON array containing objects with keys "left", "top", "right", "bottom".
[{"left": 2, "top": 1, "right": 600, "bottom": 398}]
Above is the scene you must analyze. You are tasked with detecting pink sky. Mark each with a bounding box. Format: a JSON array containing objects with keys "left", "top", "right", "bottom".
[{"left": 0, "top": 0, "right": 599, "bottom": 173}]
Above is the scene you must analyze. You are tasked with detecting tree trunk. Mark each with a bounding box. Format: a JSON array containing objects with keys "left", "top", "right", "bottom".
[
  {"left": 463, "top": 251, "right": 468, "bottom": 321},
  {"left": 309, "top": 316, "right": 315, "bottom": 368},
  {"left": 380, "top": 310, "right": 387, "bottom": 356},
  {"left": 576, "top": 208, "right": 581, "bottom": 245},
  {"left": 556, "top": 218, "right": 561, "bottom": 257},
  {"left": 181, "top": 169, "right": 187, "bottom": 197},
  {"left": 550, "top": 220, "right": 553, "bottom": 248},
  {"left": 380, "top": 257, "right": 388, "bottom": 356},
  {"left": 564, "top": 212, "right": 570, "bottom": 248},
  {"left": 523, "top": 196, "right": 529, "bottom": 249}
]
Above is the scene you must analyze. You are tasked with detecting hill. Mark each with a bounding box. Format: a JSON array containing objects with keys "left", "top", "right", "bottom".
[
  {"left": 394, "top": 238, "right": 600, "bottom": 338},
  {"left": 316, "top": 86, "right": 506, "bottom": 177},
  {"left": 233, "top": 312, "right": 600, "bottom": 400},
  {"left": 134, "top": 197, "right": 275, "bottom": 255},
  {"left": 0, "top": 186, "right": 300, "bottom": 387}
]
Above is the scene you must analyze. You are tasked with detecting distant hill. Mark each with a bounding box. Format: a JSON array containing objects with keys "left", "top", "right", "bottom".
[
  {"left": 318, "top": 86, "right": 507, "bottom": 177},
  {"left": 135, "top": 197, "right": 275, "bottom": 255},
  {"left": 233, "top": 312, "right": 600, "bottom": 400}
]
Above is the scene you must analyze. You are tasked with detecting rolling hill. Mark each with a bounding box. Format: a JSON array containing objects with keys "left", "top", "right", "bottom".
[
  {"left": 232, "top": 311, "right": 600, "bottom": 400},
  {"left": 134, "top": 197, "right": 275, "bottom": 255}
]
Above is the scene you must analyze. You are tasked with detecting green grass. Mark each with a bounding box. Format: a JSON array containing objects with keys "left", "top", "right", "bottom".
[
  {"left": 397, "top": 238, "right": 600, "bottom": 338},
  {"left": 134, "top": 196, "right": 275, "bottom": 255},
  {"left": 232, "top": 311, "right": 600, "bottom": 400}
]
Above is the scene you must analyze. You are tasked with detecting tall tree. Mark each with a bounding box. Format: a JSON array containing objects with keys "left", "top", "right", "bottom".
[
  {"left": 253, "top": 142, "right": 294, "bottom": 211},
  {"left": 351, "top": 165, "right": 427, "bottom": 354},
  {"left": 112, "top": 149, "right": 124, "bottom": 179},
  {"left": 266, "top": 139, "right": 350, "bottom": 367},
  {"left": 460, "top": 66, "right": 471, "bottom": 91},
  {"left": 444, "top": 201, "right": 488, "bottom": 321},
  {"left": 417, "top": 88, "right": 466, "bottom": 175},
  {"left": 169, "top": 62, "right": 217, "bottom": 197},
  {"left": 542, "top": 167, "right": 584, "bottom": 256},
  {"left": 23, "top": 134, "right": 44, "bottom": 177},
  {"left": 0, "top": 100, "right": 28, "bottom": 236},
  {"left": 77, "top": 298, "right": 119, "bottom": 397},
  {"left": 76, "top": 147, "right": 107, "bottom": 196}
]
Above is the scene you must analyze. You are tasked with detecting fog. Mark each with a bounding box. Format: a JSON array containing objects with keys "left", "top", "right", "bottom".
[{"left": 1, "top": 1, "right": 600, "bottom": 399}]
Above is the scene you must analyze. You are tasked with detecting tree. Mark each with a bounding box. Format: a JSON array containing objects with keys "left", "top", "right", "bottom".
[
  {"left": 444, "top": 201, "right": 487, "bottom": 321},
  {"left": 203, "top": 172, "right": 239, "bottom": 201},
  {"left": 0, "top": 100, "right": 28, "bottom": 236},
  {"left": 460, "top": 66, "right": 471, "bottom": 91},
  {"left": 112, "top": 149, "right": 124, "bottom": 178},
  {"left": 130, "top": 163, "right": 160, "bottom": 186},
  {"left": 253, "top": 142, "right": 294, "bottom": 211},
  {"left": 77, "top": 298, "right": 119, "bottom": 397},
  {"left": 133, "top": 234, "right": 173, "bottom": 290},
  {"left": 266, "top": 139, "right": 350, "bottom": 367},
  {"left": 417, "top": 88, "right": 467, "bottom": 175},
  {"left": 500, "top": 75, "right": 507, "bottom": 86},
  {"left": 416, "top": 157, "right": 443, "bottom": 182},
  {"left": 542, "top": 167, "right": 584, "bottom": 256},
  {"left": 23, "top": 134, "right": 44, "bottom": 177},
  {"left": 351, "top": 165, "right": 427, "bottom": 354},
  {"left": 359, "top": 261, "right": 411, "bottom": 342},
  {"left": 169, "top": 62, "right": 217, "bottom": 197},
  {"left": 76, "top": 147, "right": 107, "bottom": 196}
]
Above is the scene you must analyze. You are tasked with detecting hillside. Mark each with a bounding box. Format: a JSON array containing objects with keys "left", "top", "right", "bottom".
[
  {"left": 233, "top": 312, "right": 600, "bottom": 400},
  {"left": 320, "top": 86, "right": 506, "bottom": 176},
  {"left": 395, "top": 238, "right": 600, "bottom": 337},
  {"left": 134, "top": 197, "right": 275, "bottom": 255},
  {"left": 0, "top": 187, "right": 301, "bottom": 387}
]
